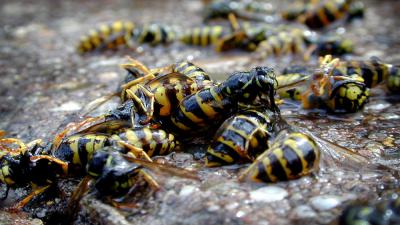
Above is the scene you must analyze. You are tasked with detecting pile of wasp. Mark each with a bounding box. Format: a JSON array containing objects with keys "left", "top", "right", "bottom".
[
  {"left": 1, "top": 54, "right": 399, "bottom": 218},
  {"left": 1, "top": 0, "right": 400, "bottom": 224}
]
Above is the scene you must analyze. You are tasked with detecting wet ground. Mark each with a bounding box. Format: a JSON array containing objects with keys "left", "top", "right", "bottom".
[{"left": 0, "top": 0, "right": 400, "bottom": 224}]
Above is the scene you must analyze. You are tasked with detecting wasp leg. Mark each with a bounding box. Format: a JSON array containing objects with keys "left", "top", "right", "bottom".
[
  {"left": 30, "top": 155, "right": 69, "bottom": 175},
  {"left": 67, "top": 176, "right": 91, "bottom": 219},
  {"left": 139, "top": 170, "right": 160, "bottom": 191},
  {"left": 228, "top": 13, "right": 241, "bottom": 32},
  {"left": 303, "top": 44, "right": 317, "bottom": 62},
  {"left": 0, "top": 138, "right": 26, "bottom": 153},
  {"left": 11, "top": 185, "right": 51, "bottom": 210},
  {"left": 117, "top": 141, "right": 153, "bottom": 162},
  {"left": 125, "top": 85, "right": 155, "bottom": 125}
]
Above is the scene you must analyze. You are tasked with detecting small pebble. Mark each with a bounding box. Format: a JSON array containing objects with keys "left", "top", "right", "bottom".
[
  {"left": 50, "top": 101, "right": 81, "bottom": 112},
  {"left": 291, "top": 205, "right": 317, "bottom": 219},
  {"left": 250, "top": 186, "right": 288, "bottom": 202},
  {"left": 179, "top": 185, "right": 197, "bottom": 197},
  {"left": 309, "top": 195, "right": 342, "bottom": 211}
]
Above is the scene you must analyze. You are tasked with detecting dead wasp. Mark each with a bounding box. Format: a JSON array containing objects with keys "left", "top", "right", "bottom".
[
  {"left": 179, "top": 25, "right": 230, "bottom": 47},
  {"left": 51, "top": 127, "right": 179, "bottom": 173},
  {"left": 0, "top": 132, "right": 68, "bottom": 209},
  {"left": 239, "top": 129, "right": 320, "bottom": 183},
  {"left": 203, "top": 0, "right": 274, "bottom": 22},
  {"left": 67, "top": 146, "right": 198, "bottom": 212},
  {"left": 214, "top": 15, "right": 353, "bottom": 59},
  {"left": 77, "top": 22, "right": 176, "bottom": 54},
  {"left": 278, "top": 55, "right": 369, "bottom": 113},
  {"left": 169, "top": 66, "right": 278, "bottom": 133},
  {"left": 332, "top": 57, "right": 400, "bottom": 93},
  {"left": 206, "top": 108, "right": 281, "bottom": 167},
  {"left": 281, "top": 0, "right": 353, "bottom": 29},
  {"left": 336, "top": 193, "right": 400, "bottom": 225},
  {"left": 118, "top": 58, "right": 215, "bottom": 126},
  {"left": 77, "top": 21, "right": 135, "bottom": 54},
  {"left": 126, "top": 23, "right": 177, "bottom": 47}
]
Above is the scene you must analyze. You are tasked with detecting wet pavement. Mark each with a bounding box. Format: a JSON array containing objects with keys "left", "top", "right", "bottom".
[{"left": 0, "top": 0, "right": 400, "bottom": 224}]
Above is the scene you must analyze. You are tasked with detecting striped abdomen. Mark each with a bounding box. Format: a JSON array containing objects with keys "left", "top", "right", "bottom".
[
  {"left": 131, "top": 23, "right": 176, "bottom": 46},
  {"left": 180, "top": 26, "right": 227, "bottom": 46},
  {"left": 172, "top": 61, "right": 211, "bottom": 83},
  {"left": 387, "top": 66, "right": 400, "bottom": 93},
  {"left": 255, "top": 30, "right": 305, "bottom": 59},
  {"left": 334, "top": 60, "right": 391, "bottom": 88},
  {"left": 299, "top": 0, "right": 352, "bottom": 29},
  {"left": 114, "top": 128, "right": 178, "bottom": 157},
  {"left": 53, "top": 134, "right": 112, "bottom": 168},
  {"left": 325, "top": 80, "right": 369, "bottom": 113},
  {"left": 170, "top": 86, "right": 233, "bottom": 132},
  {"left": 77, "top": 21, "right": 135, "bottom": 54},
  {"left": 240, "top": 132, "right": 320, "bottom": 183},
  {"left": 206, "top": 110, "right": 274, "bottom": 167}
]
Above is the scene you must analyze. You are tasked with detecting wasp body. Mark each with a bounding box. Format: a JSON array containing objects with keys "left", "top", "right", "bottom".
[
  {"left": 86, "top": 148, "right": 156, "bottom": 197},
  {"left": 53, "top": 128, "right": 178, "bottom": 172},
  {"left": 332, "top": 58, "right": 400, "bottom": 91},
  {"left": 239, "top": 130, "right": 320, "bottom": 183},
  {"left": 180, "top": 26, "right": 229, "bottom": 46},
  {"left": 282, "top": 0, "right": 353, "bottom": 29},
  {"left": 128, "top": 23, "right": 176, "bottom": 47},
  {"left": 206, "top": 109, "right": 277, "bottom": 167},
  {"left": 338, "top": 194, "right": 400, "bottom": 225},
  {"left": 170, "top": 67, "right": 278, "bottom": 133},
  {"left": 203, "top": 0, "right": 273, "bottom": 21},
  {"left": 77, "top": 21, "right": 135, "bottom": 54}
]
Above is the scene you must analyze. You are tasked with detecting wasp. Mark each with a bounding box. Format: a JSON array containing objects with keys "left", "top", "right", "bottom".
[
  {"left": 203, "top": 0, "right": 274, "bottom": 22},
  {"left": 169, "top": 66, "right": 278, "bottom": 133},
  {"left": 76, "top": 21, "right": 135, "bottom": 54},
  {"left": 337, "top": 193, "right": 400, "bottom": 225},
  {"left": 278, "top": 55, "right": 369, "bottom": 113},
  {"left": 126, "top": 23, "right": 177, "bottom": 47},
  {"left": 331, "top": 58, "right": 400, "bottom": 92},
  {"left": 282, "top": 0, "right": 353, "bottom": 29},
  {"left": 52, "top": 127, "right": 178, "bottom": 173},
  {"left": 0, "top": 132, "right": 69, "bottom": 209},
  {"left": 239, "top": 129, "right": 320, "bottom": 183},
  {"left": 205, "top": 108, "right": 280, "bottom": 167},
  {"left": 179, "top": 25, "right": 230, "bottom": 47}
]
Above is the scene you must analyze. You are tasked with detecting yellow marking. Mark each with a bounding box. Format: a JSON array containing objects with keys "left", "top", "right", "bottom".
[
  {"left": 271, "top": 148, "right": 292, "bottom": 178},
  {"left": 5, "top": 177, "right": 15, "bottom": 185},
  {"left": 210, "top": 26, "right": 223, "bottom": 44},
  {"left": 112, "top": 21, "right": 123, "bottom": 33},
  {"left": 192, "top": 28, "right": 200, "bottom": 45},
  {"left": 171, "top": 117, "right": 191, "bottom": 131},
  {"left": 99, "top": 24, "right": 110, "bottom": 37},
  {"left": 161, "top": 141, "right": 169, "bottom": 155},
  {"left": 175, "top": 83, "right": 185, "bottom": 101},
  {"left": 208, "top": 147, "right": 235, "bottom": 163},
  {"left": 154, "top": 26, "right": 162, "bottom": 44},
  {"left": 148, "top": 141, "right": 157, "bottom": 157},
  {"left": 2, "top": 166, "right": 10, "bottom": 177},
  {"left": 180, "top": 104, "right": 204, "bottom": 123},
  {"left": 0, "top": 170, "right": 5, "bottom": 183},
  {"left": 143, "top": 128, "right": 153, "bottom": 142},
  {"left": 201, "top": 26, "right": 210, "bottom": 46},
  {"left": 196, "top": 94, "right": 218, "bottom": 119},
  {"left": 154, "top": 87, "right": 171, "bottom": 116},
  {"left": 125, "top": 130, "right": 141, "bottom": 147},
  {"left": 210, "top": 87, "right": 222, "bottom": 102},
  {"left": 69, "top": 136, "right": 81, "bottom": 165},
  {"left": 183, "top": 65, "right": 195, "bottom": 75}
]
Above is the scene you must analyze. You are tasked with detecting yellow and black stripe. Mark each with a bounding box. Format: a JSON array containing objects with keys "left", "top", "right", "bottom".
[
  {"left": 170, "top": 67, "right": 277, "bottom": 132},
  {"left": 240, "top": 131, "right": 320, "bottom": 183},
  {"left": 255, "top": 29, "right": 305, "bottom": 59},
  {"left": 206, "top": 109, "right": 275, "bottom": 167},
  {"left": 325, "top": 79, "right": 369, "bottom": 113},
  {"left": 277, "top": 65, "right": 310, "bottom": 101},
  {"left": 76, "top": 21, "right": 135, "bottom": 54},
  {"left": 180, "top": 26, "right": 228, "bottom": 46},
  {"left": 131, "top": 23, "right": 176, "bottom": 46},
  {"left": 53, "top": 134, "right": 112, "bottom": 169},
  {"left": 334, "top": 59, "right": 393, "bottom": 88},
  {"left": 86, "top": 148, "right": 144, "bottom": 196},
  {"left": 338, "top": 194, "right": 400, "bottom": 225},
  {"left": 172, "top": 61, "right": 211, "bottom": 82},
  {"left": 113, "top": 128, "right": 178, "bottom": 157},
  {"left": 298, "top": 0, "right": 352, "bottom": 29}
]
